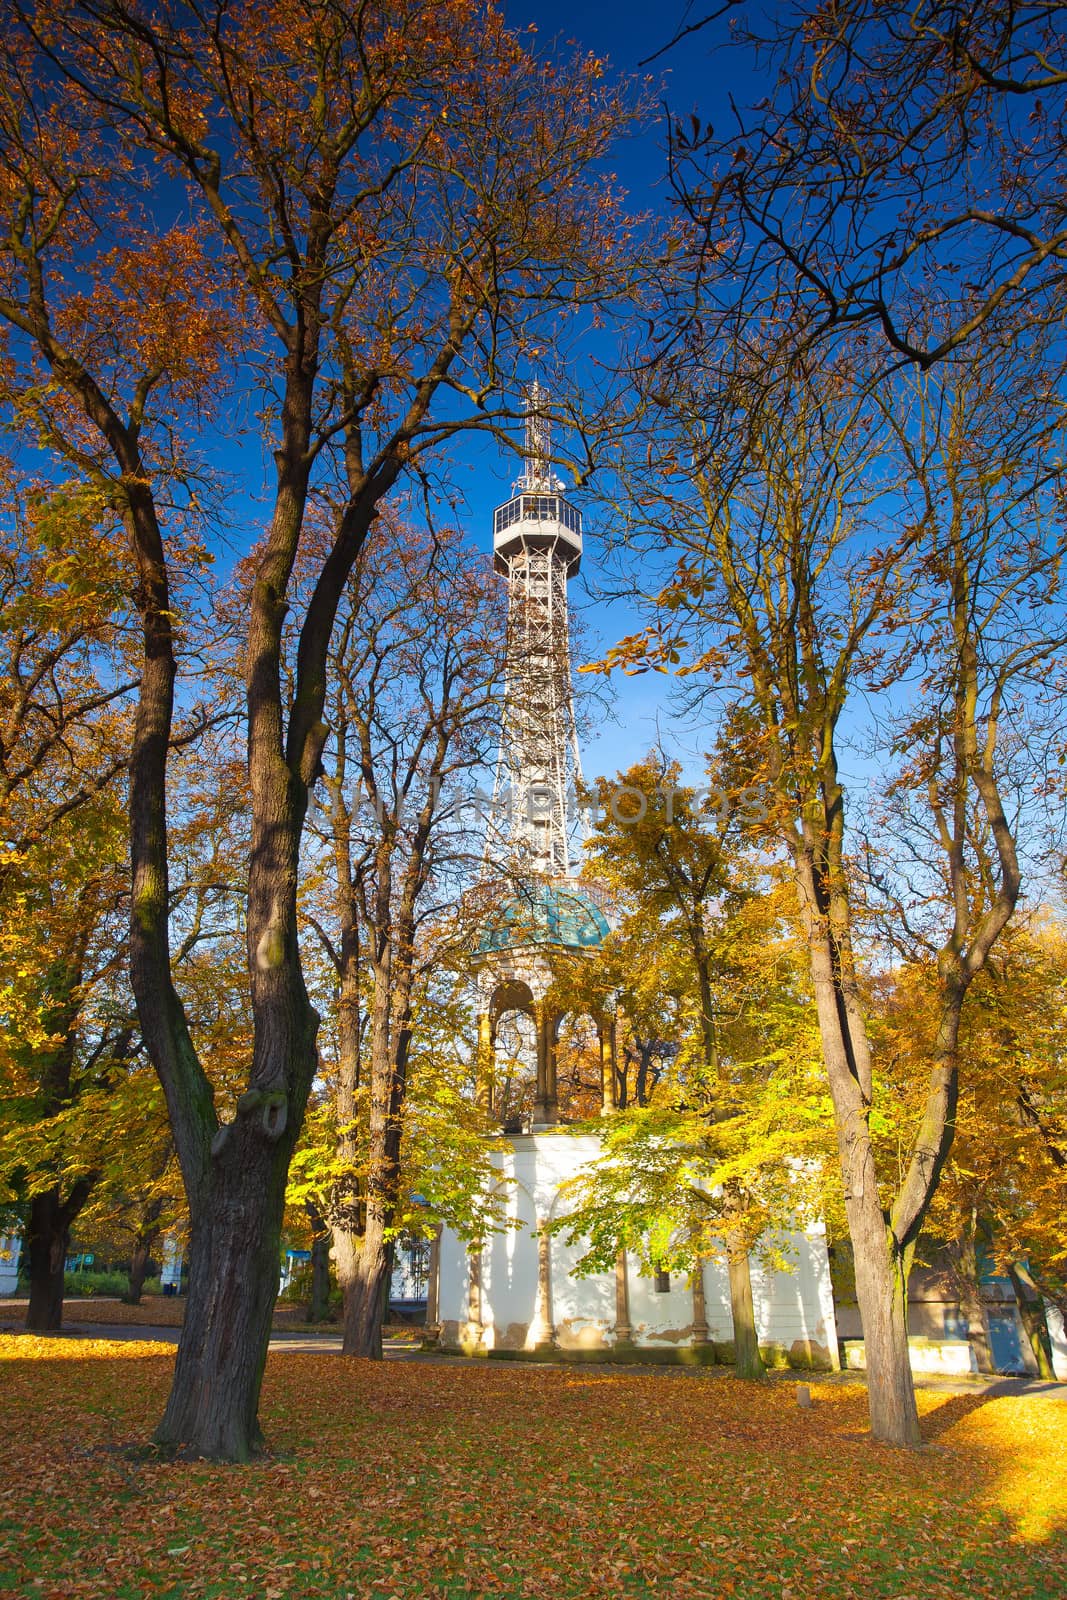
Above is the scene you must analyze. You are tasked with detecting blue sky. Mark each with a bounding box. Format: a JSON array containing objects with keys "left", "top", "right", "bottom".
[
  {"left": 462, "top": 2, "right": 754, "bottom": 785},
  {"left": 198, "top": 4, "right": 757, "bottom": 787}
]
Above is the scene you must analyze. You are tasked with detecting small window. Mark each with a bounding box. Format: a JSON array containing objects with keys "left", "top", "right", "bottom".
[{"left": 654, "top": 1269, "right": 670, "bottom": 1294}]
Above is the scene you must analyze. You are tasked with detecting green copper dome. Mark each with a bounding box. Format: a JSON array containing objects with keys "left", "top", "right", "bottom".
[{"left": 477, "top": 882, "right": 610, "bottom": 955}]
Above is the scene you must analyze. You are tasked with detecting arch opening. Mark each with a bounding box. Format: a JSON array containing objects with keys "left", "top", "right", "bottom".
[{"left": 554, "top": 1010, "right": 608, "bottom": 1121}]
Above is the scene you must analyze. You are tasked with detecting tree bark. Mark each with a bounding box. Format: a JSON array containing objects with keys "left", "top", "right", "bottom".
[
  {"left": 342, "top": 1219, "right": 394, "bottom": 1358},
  {"left": 799, "top": 870, "right": 927, "bottom": 1446},
  {"left": 848, "top": 1195, "right": 921, "bottom": 1446},
  {"left": 726, "top": 1233, "right": 766, "bottom": 1380},
  {"left": 126, "top": 1230, "right": 159, "bottom": 1307},
  {"left": 153, "top": 1120, "right": 299, "bottom": 1460},
  {"left": 1007, "top": 1262, "right": 1056, "bottom": 1380},
  {"left": 25, "top": 1189, "right": 69, "bottom": 1333},
  {"left": 25, "top": 1178, "right": 94, "bottom": 1333},
  {"left": 332, "top": 1221, "right": 359, "bottom": 1332}
]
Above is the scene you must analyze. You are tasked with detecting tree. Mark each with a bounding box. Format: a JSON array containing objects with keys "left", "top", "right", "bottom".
[
  {"left": 0, "top": 787, "right": 130, "bottom": 1329},
  {"left": 66, "top": 710, "right": 255, "bottom": 1313},
  {"left": 604, "top": 321, "right": 1066, "bottom": 1442},
  {"left": 47, "top": 1066, "right": 182, "bottom": 1305},
  {"left": 664, "top": 2, "right": 1067, "bottom": 375},
  {"left": 876, "top": 919, "right": 1067, "bottom": 1377},
  {"left": 298, "top": 518, "right": 504, "bottom": 1358},
  {"left": 0, "top": 0, "right": 634, "bottom": 1456},
  {"left": 288, "top": 962, "right": 498, "bottom": 1336},
  {"left": 574, "top": 754, "right": 779, "bottom": 1378},
  {"left": 552, "top": 762, "right": 831, "bottom": 1377},
  {"left": 0, "top": 467, "right": 136, "bottom": 1329}
]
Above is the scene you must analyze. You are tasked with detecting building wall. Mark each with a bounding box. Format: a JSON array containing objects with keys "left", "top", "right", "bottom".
[
  {"left": 833, "top": 1263, "right": 1059, "bottom": 1377},
  {"left": 436, "top": 1130, "right": 839, "bottom": 1368},
  {"left": 1047, "top": 1306, "right": 1067, "bottom": 1380},
  {"left": 750, "top": 1233, "right": 840, "bottom": 1368}
]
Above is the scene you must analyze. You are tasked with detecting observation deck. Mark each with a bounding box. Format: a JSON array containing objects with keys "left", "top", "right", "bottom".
[{"left": 493, "top": 490, "right": 582, "bottom": 575}]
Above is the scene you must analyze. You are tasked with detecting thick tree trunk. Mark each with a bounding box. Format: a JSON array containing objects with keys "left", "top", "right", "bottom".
[
  {"left": 1007, "top": 1262, "right": 1056, "bottom": 1379},
  {"left": 25, "top": 1188, "right": 69, "bottom": 1333},
  {"left": 726, "top": 1235, "right": 766, "bottom": 1380},
  {"left": 25, "top": 1177, "right": 94, "bottom": 1333},
  {"left": 332, "top": 1219, "right": 359, "bottom": 1319},
  {"left": 153, "top": 1128, "right": 294, "bottom": 1461},
  {"left": 848, "top": 1195, "right": 921, "bottom": 1447},
  {"left": 342, "top": 1218, "right": 393, "bottom": 1359}
]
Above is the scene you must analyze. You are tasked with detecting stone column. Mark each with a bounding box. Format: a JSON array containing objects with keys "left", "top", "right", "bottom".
[
  {"left": 545, "top": 1012, "right": 558, "bottom": 1121},
  {"left": 598, "top": 1013, "right": 617, "bottom": 1114},
  {"left": 614, "top": 1249, "right": 632, "bottom": 1345},
  {"left": 533, "top": 1007, "right": 557, "bottom": 1125},
  {"left": 533, "top": 1005, "right": 548, "bottom": 1123},
  {"left": 476, "top": 1011, "right": 495, "bottom": 1114},
  {"left": 690, "top": 1259, "right": 710, "bottom": 1345},
  {"left": 531, "top": 1226, "right": 556, "bottom": 1350}
]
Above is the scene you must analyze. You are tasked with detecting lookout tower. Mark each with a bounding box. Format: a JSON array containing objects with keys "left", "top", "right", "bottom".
[
  {"left": 485, "top": 381, "right": 585, "bottom": 875},
  {"left": 474, "top": 383, "right": 616, "bottom": 1128}
]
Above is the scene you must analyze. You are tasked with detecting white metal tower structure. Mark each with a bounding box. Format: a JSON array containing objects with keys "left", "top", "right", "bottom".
[{"left": 486, "top": 383, "right": 585, "bottom": 876}]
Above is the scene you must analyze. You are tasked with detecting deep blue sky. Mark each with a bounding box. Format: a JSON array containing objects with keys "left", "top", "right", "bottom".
[
  {"left": 470, "top": 2, "right": 752, "bottom": 784},
  {"left": 210, "top": 3, "right": 753, "bottom": 786}
]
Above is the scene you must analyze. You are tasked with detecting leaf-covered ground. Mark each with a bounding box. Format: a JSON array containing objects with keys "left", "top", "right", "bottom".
[{"left": 0, "top": 1337, "right": 1063, "bottom": 1599}]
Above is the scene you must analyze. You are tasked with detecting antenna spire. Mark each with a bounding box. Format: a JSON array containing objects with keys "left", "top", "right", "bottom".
[{"left": 516, "top": 379, "right": 562, "bottom": 494}]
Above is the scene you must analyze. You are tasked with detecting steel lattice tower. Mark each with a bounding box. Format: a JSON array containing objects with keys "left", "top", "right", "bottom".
[{"left": 485, "top": 383, "right": 585, "bottom": 877}]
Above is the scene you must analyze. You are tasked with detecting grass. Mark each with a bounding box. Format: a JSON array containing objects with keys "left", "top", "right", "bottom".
[
  {"left": 62, "top": 1271, "right": 163, "bottom": 1299},
  {"left": 0, "top": 1334, "right": 1063, "bottom": 1599},
  {"left": 0, "top": 1295, "right": 366, "bottom": 1334}
]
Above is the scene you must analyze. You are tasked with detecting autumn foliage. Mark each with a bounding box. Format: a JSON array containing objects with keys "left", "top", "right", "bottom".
[
  {"left": 0, "top": 1339, "right": 1064, "bottom": 1598},
  {"left": 0, "top": 0, "right": 638, "bottom": 1457}
]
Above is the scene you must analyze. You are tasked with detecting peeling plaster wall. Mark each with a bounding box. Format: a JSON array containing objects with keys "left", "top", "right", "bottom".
[
  {"left": 748, "top": 1227, "right": 840, "bottom": 1368},
  {"left": 550, "top": 1227, "right": 615, "bottom": 1351},
  {"left": 437, "top": 1130, "right": 839, "bottom": 1368},
  {"left": 626, "top": 1253, "right": 697, "bottom": 1345}
]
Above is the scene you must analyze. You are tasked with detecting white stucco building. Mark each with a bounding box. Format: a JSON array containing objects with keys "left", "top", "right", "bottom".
[{"left": 433, "top": 1132, "right": 839, "bottom": 1367}]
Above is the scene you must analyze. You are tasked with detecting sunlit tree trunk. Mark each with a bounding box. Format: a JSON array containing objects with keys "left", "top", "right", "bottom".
[
  {"left": 726, "top": 1230, "right": 765, "bottom": 1381},
  {"left": 344, "top": 1226, "right": 395, "bottom": 1360},
  {"left": 1007, "top": 1262, "right": 1056, "bottom": 1380}
]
